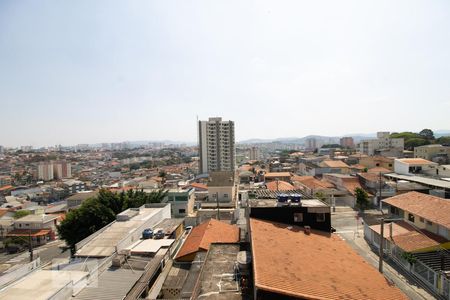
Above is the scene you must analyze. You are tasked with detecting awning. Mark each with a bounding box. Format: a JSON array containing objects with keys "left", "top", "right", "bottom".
[{"left": 7, "top": 229, "right": 51, "bottom": 237}]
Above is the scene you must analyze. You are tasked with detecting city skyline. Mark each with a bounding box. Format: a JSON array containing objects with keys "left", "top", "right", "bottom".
[{"left": 1, "top": 1, "right": 450, "bottom": 146}]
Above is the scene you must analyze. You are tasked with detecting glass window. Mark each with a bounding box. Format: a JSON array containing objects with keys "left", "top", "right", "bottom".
[
  {"left": 294, "top": 213, "right": 303, "bottom": 222},
  {"left": 316, "top": 213, "right": 326, "bottom": 222},
  {"left": 408, "top": 214, "right": 415, "bottom": 223}
]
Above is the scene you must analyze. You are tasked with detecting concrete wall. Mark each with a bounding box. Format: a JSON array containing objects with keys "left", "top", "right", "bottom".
[{"left": 208, "top": 186, "right": 235, "bottom": 202}]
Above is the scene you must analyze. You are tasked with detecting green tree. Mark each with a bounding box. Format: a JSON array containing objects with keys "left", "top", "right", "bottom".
[
  {"left": 355, "top": 187, "right": 370, "bottom": 210},
  {"left": 436, "top": 136, "right": 450, "bottom": 145},
  {"left": 57, "top": 188, "right": 168, "bottom": 252},
  {"left": 419, "top": 129, "right": 435, "bottom": 140},
  {"left": 314, "top": 191, "right": 326, "bottom": 201},
  {"left": 13, "top": 210, "right": 32, "bottom": 219}
]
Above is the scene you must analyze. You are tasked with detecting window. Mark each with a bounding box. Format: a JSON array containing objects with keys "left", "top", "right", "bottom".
[
  {"left": 294, "top": 213, "right": 303, "bottom": 223},
  {"left": 408, "top": 213, "right": 415, "bottom": 223},
  {"left": 427, "top": 220, "right": 433, "bottom": 226},
  {"left": 419, "top": 217, "right": 424, "bottom": 223},
  {"left": 178, "top": 209, "right": 186, "bottom": 214},
  {"left": 316, "top": 213, "right": 326, "bottom": 222},
  {"left": 223, "top": 194, "right": 228, "bottom": 198}
]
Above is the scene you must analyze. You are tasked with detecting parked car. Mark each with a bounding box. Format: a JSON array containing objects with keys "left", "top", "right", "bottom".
[
  {"left": 153, "top": 228, "right": 165, "bottom": 239},
  {"left": 185, "top": 226, "right": 193, "bottom": 233},
  {"left": 142, "top": 228, "right": 154, "bottom": 239}
]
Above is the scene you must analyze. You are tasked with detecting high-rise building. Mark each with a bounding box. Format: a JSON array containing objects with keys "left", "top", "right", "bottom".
[
  {"left": 249, "top": 146, "right": 260, "bottom": 161},
  {"left": 53, "top": 161, "right": 72, "bottom": 179},
  {"left": 38, "top": 162, "right": 54, "bottom": 181},
  {"left": 340, "top": 137, "right": 355, "bottom": 148},
  {"left": 305, "top": 138, "right": 321, "bottom": 150},
  {"left": 359, "top": 132, "right": 404, "bottom": 156},
  {"left": 198, "top": 117, "right": 235, "bottom": 174}
]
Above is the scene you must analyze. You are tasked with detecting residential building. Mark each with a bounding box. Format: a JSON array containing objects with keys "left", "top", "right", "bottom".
[
  {"left": 414, "top": 144, "right": 450, "bottom": 163},
  {"left": 364, "top": 192, "right": 450, "bottom": 297},
  {"left": 207, "top": 171, "right": 235, "bottom": 202},
  {"left": 394, "top": 158, "right": 438, "bottom": 175},
  {"left": 61, "top": 179, "right": 86, "bottom": 194},
  {"left": 384, "top": 173, "right": 450, "bottom": 198},
  {"left": 66, "top": 191, "right": 98, "bottom": 209},
  {"left": 305, "top": 137, "right": 321, "bottom": 150},
  {"left": 53, "top": 160, "right": 72, "bottom": 179},
  {"left": 340, "top": 136, "right": 355, "bottom": 148},
  {"left": 163, "top": 188, "right": 195, "bottom": 217},
  {"left": 7, "top": 214, "right": 58, "bottom": 246},
  {"left": 250, "top": 218, "right": 407, "bottom": 300},
  {"left": 383, "top": 192, "right": 450, "bottom": 239},
  {"left": 191, "top": 243, "right": 243, "bottom": 300},
  {"left": 359, "top": 155, "right": 395, "bottom": 170},
  {"left": 359, "top": 132, "right": 404, "bottom": 156},
  {"left": 75, "top": 204, "right": 171, "bottom": 257},
  {"left": 198, "top": 117, "right": 235, "bottom": 174},
  {"left": 37, "top": 162, "right": 54, "bottom": 181},
  {"left": 263, "top": 172, "right": 291, "bottom": 182},
  {"left": 248, "top": 146, "right": 260, "bottom": 160},
  {"left": 175, "top": 218, "right": 239, "bottom": 262}
]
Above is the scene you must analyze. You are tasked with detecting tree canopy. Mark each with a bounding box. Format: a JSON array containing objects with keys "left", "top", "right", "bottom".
[
  {"left": 57, "top": 188, "right": 168, "bottom": 252},
  {"left": 355, "top": 187, "right": 370, "bottom": 211}
]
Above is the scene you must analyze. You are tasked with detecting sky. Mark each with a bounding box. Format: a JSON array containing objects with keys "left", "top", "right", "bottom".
[{"left": 1, "top": 0, "right": 450, "bottom": 147}]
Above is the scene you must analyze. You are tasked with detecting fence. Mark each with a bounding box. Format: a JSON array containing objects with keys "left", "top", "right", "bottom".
[
  {"left": 0, "top": 257, "right": 40, "bottom": 288},
  {"left": 390, "top": 244, "right": 448, "bottom": 299}
]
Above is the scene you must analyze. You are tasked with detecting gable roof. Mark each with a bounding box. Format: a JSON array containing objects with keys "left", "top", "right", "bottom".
[
  {"left": 265, "top": 181, "right": 294, "bottom": 191},
  {"left": 369, "top": 221, "right": 447, "bottom": 252},
  {"left": 383, "top": 191, "right": 450, "bottom": 229},
  {"left": 321, "top": 160, "right": 350, "bottom": 168},
  {"left": 264, "top": 172, "right": 291, "bottom": 178},
  {"left": 189, "top": 182, "right": 208, "bottom": 191},
  {"left": 292, "top": 176, "right": 335, "bottom": 190},
  {"left": 250, "top": 218, "right": 407, "bottom": 300},
  {"left": 396, "top": 158, "right": 437, "bottom": 165},
  {"left": 175, "top": 219, "right": 239, "bottom": 261}
]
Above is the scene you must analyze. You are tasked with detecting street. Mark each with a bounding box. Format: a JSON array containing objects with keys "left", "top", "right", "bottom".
[
  {"left": 0, "top": 239, "right": 69, "bottom": 274},
  {"left": 332, "top": 206, "right": 435, "bottom": 300}
]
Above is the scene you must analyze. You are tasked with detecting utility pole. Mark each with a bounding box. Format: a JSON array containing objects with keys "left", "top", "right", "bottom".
[
  {"left": 379, "top": 172, "right": 382, "bottom": 211},
  {"left": 378, "top": 217, "right": 403, "bottom": 273},
  {"left": 216, "top": 192, "right": 220, "bottom": 221},
  {"left": 28, "top": 229, "right": 33, "bottom": 262},
  {"left": 379, "top": 218, "right": 384, "bottom": 273}
]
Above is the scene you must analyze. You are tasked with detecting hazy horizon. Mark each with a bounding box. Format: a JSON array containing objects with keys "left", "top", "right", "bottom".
[{"left": 1, "top": 1, "right": 450, "bottom": 147}]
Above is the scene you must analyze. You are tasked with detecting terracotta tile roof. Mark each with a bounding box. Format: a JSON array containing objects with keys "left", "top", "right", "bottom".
[
  {"left": 369, "top": 221, "right": 448, "bottom": 252},
  {"left": 264, "top": 172, "right": 291, "bottom": 178},
  {"left": 250, "top": 218, "right": 407, "bottom": 300},
  {"left": 341, "top": 178, "right": 365, "bottom": 196},
  {"left": 266, "top": 181, "right": 294, "bottom": 191},
  {"left": 190, "top": 182, "right": 208, "bottom": 190},
  {"left": 7, "top": 229, "right": 51, "bottom": 237},
  {"left": 0, "top": 185, "right": 13, "bottom": 192},
  {"left": 292, "top": 176, "right": 335, "bottom": 190},
  {"left": 358, "top": 172, "right": 381, "bottom": 182},
  {"left": 175, "top": 219, "right": 239, "bottom": 261},
  {"left": 350, "top": 164, "right": 366, "bottom": 170},
  {"left": 396, "top": 158, "right": 436, "bottom": 165},
  {"left": 383, "top": 192, "right": 450, "bottom": 229},
  {"left": 368, "top": 167, "right": 391, "bottom": 174},
  {"left": 321, "top": 160, "right": 350, "bottom": 168}
]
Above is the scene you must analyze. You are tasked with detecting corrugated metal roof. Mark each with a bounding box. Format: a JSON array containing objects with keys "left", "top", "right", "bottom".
[{"left": 74, "top": 268, "right": 143, "bottom": 300}]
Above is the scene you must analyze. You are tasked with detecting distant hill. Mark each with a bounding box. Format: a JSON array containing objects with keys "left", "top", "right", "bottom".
[{"left": 238, "top": 130, "right": 450, "bottom": 145}]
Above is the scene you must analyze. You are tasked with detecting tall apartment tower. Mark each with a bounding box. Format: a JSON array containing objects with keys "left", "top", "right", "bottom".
[
  {"left": 198, "top": 117, "right": 235, "bottom": 174},
  {"left": 38, "top": 162, "right": 54, "bottom": 181},
  {"left": 53, "top": 161, "right": 72, "bottom": 179}
]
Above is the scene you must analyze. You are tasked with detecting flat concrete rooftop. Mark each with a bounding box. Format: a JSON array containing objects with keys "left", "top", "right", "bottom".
[
  {"left": 193, "top": 243, "right": 243, "bottom": 300},
  {"left": 76, "top": 207, "right": 162, "bottom": 257},
  {"left": 0, "top": 270, "right": 88, "bottom": 300}
]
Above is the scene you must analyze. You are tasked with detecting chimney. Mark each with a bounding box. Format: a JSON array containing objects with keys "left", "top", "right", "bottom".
[{"left": 304, "top": 226, "right": 311, "bottom": 235}]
